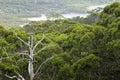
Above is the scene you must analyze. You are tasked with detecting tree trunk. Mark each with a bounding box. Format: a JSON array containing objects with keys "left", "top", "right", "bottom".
[
  {"left": 28, "top": 60, "right": 34, "bottom": 80},
  {"left": 28, "top": 49, "right": 35, "bottom": 80}
]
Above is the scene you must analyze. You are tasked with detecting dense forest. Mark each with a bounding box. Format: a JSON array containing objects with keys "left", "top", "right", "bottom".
[{"left": 0, "top": 2, "right": 120, "bottom": 80}]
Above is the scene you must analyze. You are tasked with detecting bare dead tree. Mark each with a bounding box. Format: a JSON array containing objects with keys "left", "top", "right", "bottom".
[
  {"left": 15, "top": 33, "right": 54, "bottom": 80},
  {"left": 5, "top": 33, "right": 54, "bottom": 80}
]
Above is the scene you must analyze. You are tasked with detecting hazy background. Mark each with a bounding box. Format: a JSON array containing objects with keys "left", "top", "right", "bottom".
[{"left": 0, "top": 0, "right": 119, "bottom": 27}]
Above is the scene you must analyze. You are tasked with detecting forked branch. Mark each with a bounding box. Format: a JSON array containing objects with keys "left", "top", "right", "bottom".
[
  {"left": 35, "top": 56, "right": 54, "bottom": 76},
  {"left": 5, "top": 73, "right": 17, "bottom": 79},
  {"left": 33, "top": 34, "right": 44, "bottom": 51},
  {"left": 34, "top": 45, "right": 51, "bottom": 56},
  {"left": 15, "top": 71, "right": 25, "bottom": 80},
  {"left": 16, "top": 53, "right": 32, "bottom": 60},
  {"left": 15, "top": 33, "right": 29, "bottom": 47}
]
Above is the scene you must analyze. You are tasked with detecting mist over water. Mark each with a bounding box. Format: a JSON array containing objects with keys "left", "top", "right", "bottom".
[
  {"left": 19, "top": 4, "right": 108, "bottom": 27},
  {"left": 24, "top": 13, "right": 89, "bottom": 21},
  {"left": 23, "top": 4, "right": 107, "bottom": 22}
]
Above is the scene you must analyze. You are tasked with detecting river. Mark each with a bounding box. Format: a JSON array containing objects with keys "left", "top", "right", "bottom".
[
  {"left": 25, "top": 4, "right": 108, "bottom": 21},
  {"left": 24, "top": 13, "right": 89, "bottom": 21},
  {"left": 20, "top": 4, "right": 108, "bottom": 27}
]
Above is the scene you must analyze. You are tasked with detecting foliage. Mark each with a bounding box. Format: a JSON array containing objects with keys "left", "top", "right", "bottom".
[{"left": 0, "top": 2, "right": 120, "bottom": 80}]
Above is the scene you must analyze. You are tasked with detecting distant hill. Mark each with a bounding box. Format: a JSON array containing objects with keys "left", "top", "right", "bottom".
[
  {"left": 0, "top": 0, "right": 119, "bottom": 27},
  {"left": 0, "top": 0, "right": 118, "bottom": 15}
]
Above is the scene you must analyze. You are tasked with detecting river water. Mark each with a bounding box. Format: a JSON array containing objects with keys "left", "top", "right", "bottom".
[
  {"left": 20, "top": 4, "right": 108, "bottom": 27},
  {"left": 25, "top": 4, "right": 108, "bottom": 21},
  {"left": 25, "top": 13, "right": 89, "bottom": 21}
]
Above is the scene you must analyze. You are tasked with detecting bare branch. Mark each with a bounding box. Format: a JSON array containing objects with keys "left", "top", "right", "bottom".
[
  {"left": 16, "top": 53, "right": 32, "bottom": 60},
  {"left": 5, "top": 71, "right": 25, "bottom": 80},
  {"left": 31, "top": 35, "right": 34, "bottom": 48},
  {"left": 34, "top": 45, "right": 55, "bottom": 56},
  {"left": 15, "top": 33, "right": 29, "bottom": 46},
  {"left": 34, "top": 46, "right": 51, "bottom": 56},
  {"left": 3, "top": 47, "right": 10, "bottom": 58},
  {"left": 5, "top": 73, "right": 17, "bottom": 79},
  {"left": 33, "top": 34, "right": 44, "bottom": 51},
  {"left": 34, "top": 56, "right": 54, "bottom": 76},
  {"left": 15, "top": 71, "right": 25, "bottom": 80},
  {"left": 0, "top": 47, "right": 10, "bottom": 64}
]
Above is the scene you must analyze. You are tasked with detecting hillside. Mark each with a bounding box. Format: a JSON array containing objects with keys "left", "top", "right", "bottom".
[
  {"left": 0, "top": 0, "right": 119, "bottom": 27},
  {"left": 0, "top": 0, "right": 117, "bottom": 15}
]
